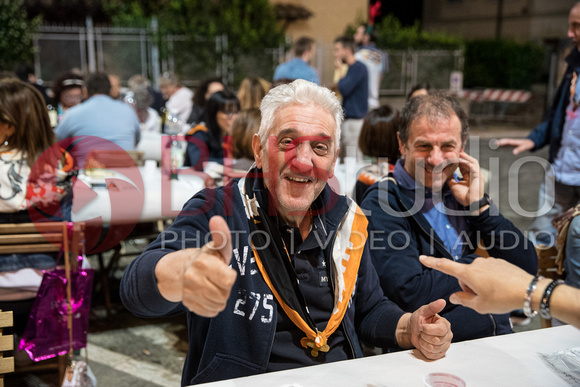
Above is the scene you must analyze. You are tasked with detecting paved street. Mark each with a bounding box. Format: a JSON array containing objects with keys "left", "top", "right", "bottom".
[{"left": 7, "top": 122, "right": 551, "bottom": 387}]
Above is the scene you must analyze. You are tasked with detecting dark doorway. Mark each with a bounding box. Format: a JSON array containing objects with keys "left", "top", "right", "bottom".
[{"left": 373, "top": 0, "right": 423, "bottom": 27}]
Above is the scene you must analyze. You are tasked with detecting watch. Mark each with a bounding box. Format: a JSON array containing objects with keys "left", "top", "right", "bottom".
[{"left": 465, "top": 193, "right": 491, "bottom": 210}]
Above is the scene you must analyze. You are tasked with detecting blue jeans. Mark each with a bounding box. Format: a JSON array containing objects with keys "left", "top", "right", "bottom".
[{"left": 529, "top": 178, "right": 580, "bottom": 246}]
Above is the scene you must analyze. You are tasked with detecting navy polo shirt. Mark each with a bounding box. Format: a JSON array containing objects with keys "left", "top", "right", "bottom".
[{"left": 266, "top": 212, "right": 350, "bottom": 371}]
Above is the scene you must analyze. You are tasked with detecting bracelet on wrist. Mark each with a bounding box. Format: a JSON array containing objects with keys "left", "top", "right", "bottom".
[
  {"left": 523, "top": 274, "right": 543, "bottom": 318},
  {"left": 539, "top": 279, "right": 565, "bottom": 319}
]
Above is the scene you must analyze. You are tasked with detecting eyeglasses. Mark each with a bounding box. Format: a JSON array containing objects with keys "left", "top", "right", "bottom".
[
  {"left": 219, "top": 110, "right": 239, "bottom": 118},
  {"left": 61, "top": 94, "right": 83, "bottom": 104}
]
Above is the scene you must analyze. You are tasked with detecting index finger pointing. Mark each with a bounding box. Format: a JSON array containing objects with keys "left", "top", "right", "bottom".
[{"left": 419, "top": 255, "right": 464, "bottom": 279}]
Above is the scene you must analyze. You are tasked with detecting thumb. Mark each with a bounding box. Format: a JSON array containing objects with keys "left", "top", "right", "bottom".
[
  {"left": 449, "top": 291, "right": 474, "bottom": 307},
  {"left": 446, "top": 178, "right": 462, "bottom": 194},
  {"left": 206, "top": 215, "right": 232, "bottom": 264},
  {"left": 419, "top": 298, "right": 446, "bottom": 318}
]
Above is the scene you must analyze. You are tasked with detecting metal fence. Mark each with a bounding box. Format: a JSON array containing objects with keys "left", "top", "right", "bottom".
[
  {"left": 34, "top": 25, "right": 88, "bottom": 84},
  {"left": 165, "top": 34, "right": 284, "bottom": 88},
  {"left": 381, "top": 49, "right": 464, "bottom": 96},
  {"left": 34, "top": 22, "right": 154, "bottom": 87},
  {"left": 33, "top": 21, "right": 463, "bottom": 96},
  {"left": 165, "top": 34, "right": 225, "bottom": 88},
  {"left": 33, "top": 22, "right": 285, "bottom": 90}
]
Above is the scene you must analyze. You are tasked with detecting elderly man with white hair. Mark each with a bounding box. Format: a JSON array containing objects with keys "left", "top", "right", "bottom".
[{"left": 120, "top": 80, "right": 453, "bottom": 386}]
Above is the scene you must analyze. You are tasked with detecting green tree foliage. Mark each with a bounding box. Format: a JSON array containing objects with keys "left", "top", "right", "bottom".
[
  {"left": 0, "top": 0, "right": 40, "bottom": 71},
  {"left": 103, "top": 0, "right": 284, "bottom": 50},
  {"left": 374, "top": 15, "right": 463, "bottom": 50},
  {"left": 103, "top": 0, "right": 285, "bottom": 85},
  {"left": 464, "top": 39, "right": 544, "bottom": 89}
]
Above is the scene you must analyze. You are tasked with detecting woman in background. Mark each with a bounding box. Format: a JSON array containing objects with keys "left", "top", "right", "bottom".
[
  {"left": 184, "top": 90, "right": 240, "bottom": 171},
  {"left": 0, "top": 79, "right": 71, "bottom": 223},
  {"left": 0, "top": 79, "right": 72, "bottom": 338},
  {"left": 126, "top": 86, "right": 162, "bottom": 133},
  {"left": 187, "top": 77, "right": 225, "bottom": 125},
  {"left": 354, "top": 105, "right": 400, "bottom": 204},
  {"left": 232, "top": 108, "right": 261, "bottom": 172},
  {"left": 51, "top": 70, "right": 85, "bottom": 125},
  {"left": 237, "top": 76, "right": 270, "bottom": 110}
]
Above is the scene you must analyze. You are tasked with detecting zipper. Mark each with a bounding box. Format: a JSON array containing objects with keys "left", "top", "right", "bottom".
[
  {"left": 488, "top": 313, "right": 497, "bottom": 336},
  {"left": 340, "top": 320, "right": 356, "bottom": 359}
]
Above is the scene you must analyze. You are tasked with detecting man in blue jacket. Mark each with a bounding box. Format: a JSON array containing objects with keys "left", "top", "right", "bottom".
[
  {"left": 361, "top": 92, "right": 537, "bottom": 343},
  {"left": 497, "top": 2, "right": 580, "bottom": 288},
  {"left": 121, "top": 80, "right": 452, "bottom": 385}
]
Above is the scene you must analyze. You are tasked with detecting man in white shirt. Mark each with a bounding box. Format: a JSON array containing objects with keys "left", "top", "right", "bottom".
[{"left": 354, "top": 24, "right": 388, "bottom": 110}]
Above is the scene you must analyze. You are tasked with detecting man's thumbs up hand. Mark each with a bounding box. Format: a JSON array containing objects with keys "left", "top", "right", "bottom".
[
  {"left": 181, "top": 216, "right": 237, "bottom": 317},
  {"left": 396, "top": 299, "right": 453, "bottom": 360}
]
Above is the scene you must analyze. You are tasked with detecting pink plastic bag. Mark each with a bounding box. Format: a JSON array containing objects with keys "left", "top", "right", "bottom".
[{"left": 18, "top": 267, "right": 94, "bottom": 361}]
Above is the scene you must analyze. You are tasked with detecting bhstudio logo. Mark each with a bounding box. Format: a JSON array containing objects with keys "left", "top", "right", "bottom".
[{"left": 27, "top": 136, "right": 145, "bottom": 254}]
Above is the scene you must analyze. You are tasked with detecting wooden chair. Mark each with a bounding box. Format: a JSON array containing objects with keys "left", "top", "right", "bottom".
[
  {"left": 0, "top": 310, "right": 14, "bottom": 387},
  {"left": 0, "top": 222, "right": 84, "bottom": 256},
  {"left": 0, "top": 222, "right": 85, "bottom": 384},
  {"left": 535, "top": 244, "right": 565, "bottom": 328}
]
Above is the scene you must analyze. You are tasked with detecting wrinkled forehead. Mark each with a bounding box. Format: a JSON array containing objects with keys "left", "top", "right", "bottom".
[{"left": 269, "top": 104, "right": 336, "bottom": 135}]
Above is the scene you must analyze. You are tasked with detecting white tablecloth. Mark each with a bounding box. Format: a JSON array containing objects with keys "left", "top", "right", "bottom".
[
  {"left": 198, "top": 325, "right": 580, "bottom": 387},
  {"left": 71, "top": 160, "right": 492, "bottom": 224},
  {"left": 72, "top": 166, "right": 204, "bottom": 225},
  {"left": 136, "top": 131, "right": 163, "bottom": 162}
]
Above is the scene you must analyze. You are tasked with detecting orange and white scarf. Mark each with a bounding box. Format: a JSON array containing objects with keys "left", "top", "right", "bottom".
[{"left": 237, "top": 172, "right": 368, "bottom": 356}]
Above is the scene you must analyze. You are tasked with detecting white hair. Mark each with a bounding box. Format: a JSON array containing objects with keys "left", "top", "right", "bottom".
[{"left": 258, "top": 79, "right": 343, "bottom": 147}]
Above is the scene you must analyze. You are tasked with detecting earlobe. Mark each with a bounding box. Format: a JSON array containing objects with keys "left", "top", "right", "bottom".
[
  {"left": 252, "top": 134, "right": 263, "bottom": 168},
  {"left": 397, "top": 132, "right": 406, "bottom": 157}
]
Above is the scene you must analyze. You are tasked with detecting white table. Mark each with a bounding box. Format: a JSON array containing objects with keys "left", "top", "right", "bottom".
[
  {"left": 72, "top": 166, "right": 204, "bottom": 225},
  {"left": 72, "top": 160, "right": 493, "bottom": 224},
  {"left": 199, "top": 325, "right": 580, "bottom": 387},
  {"left": 136, "top": 131, "right": 163, "bottom": 162}
]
